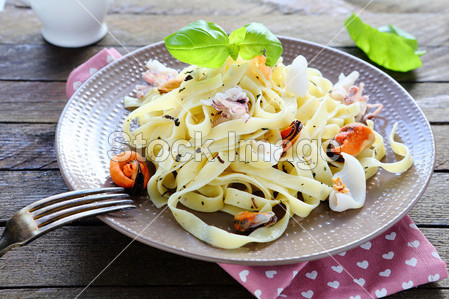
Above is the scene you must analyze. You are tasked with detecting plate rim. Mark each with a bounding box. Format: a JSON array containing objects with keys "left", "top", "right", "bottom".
[{"left": 55, "top": 36, "right": 436, "bottom": 265}]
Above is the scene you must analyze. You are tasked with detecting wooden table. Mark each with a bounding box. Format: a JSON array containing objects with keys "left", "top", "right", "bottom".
[{"left": 1, "top": 0, "right": 448, "bottom": 297}]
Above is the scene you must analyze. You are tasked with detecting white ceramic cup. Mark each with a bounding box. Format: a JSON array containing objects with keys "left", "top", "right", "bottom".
[{"left": 29, "top": 0, "right": 111, "bottom": 48}]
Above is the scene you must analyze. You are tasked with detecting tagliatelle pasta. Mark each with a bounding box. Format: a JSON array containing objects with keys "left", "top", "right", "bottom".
[{"left": 120, "top": 55, "right": 413, "bottom": 249}]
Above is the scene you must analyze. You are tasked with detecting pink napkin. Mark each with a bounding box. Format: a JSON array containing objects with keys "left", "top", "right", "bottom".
[
  {"left": 67, "top": 49, "right": 448, "bottom": 299},
  {"left": 221, "top": 215, "right": 447, "bottom": 298},
  {"left": 66, "top": 48, "right": 121, "bottom": 98}
]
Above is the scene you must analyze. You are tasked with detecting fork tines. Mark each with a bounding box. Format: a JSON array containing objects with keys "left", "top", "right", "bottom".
[{"left": 28, "top": 187, "right": 135, "bottom": 231}]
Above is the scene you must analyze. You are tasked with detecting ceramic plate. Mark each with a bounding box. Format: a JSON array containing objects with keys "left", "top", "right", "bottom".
[{"left": 56, "top": 37, "right": 435, "bottom": 265}]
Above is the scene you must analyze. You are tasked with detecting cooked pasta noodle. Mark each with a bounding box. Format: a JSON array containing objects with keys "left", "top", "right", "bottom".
[{"left": 121, "top": 55, "right": 413, "bottom": 249}]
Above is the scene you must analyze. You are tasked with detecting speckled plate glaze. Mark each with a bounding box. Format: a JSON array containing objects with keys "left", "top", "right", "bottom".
[{"left": 56, "top": 37, "right": 435, "bottom": 265}]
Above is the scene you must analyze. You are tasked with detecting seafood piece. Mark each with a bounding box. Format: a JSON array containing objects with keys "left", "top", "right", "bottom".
[
  {"left": 331, "top": 71, "right": 383, "bottom": 121},
  {"left": 142, "top": 59, "right": 178, "bottom": 87},
  {"left": 330, "top": 123, "right": 375, "bottom": 156},
  {"left": 329, "top": 153, "right": 366, "bottom": 212},
  {"left": 331, "top": 71, "right": 360, "bottom": 101},
  {"left": 158, "top": 77, "right": 183, "bottom": 94},
  {"left": 202, "top": 85, "right": 250, "bottom": 125},
  {"left": 281, "top": 120, "right": 303, "bottom": 155},
  {"left": 234, "top": 211, "right": 277, "bottom": 232},
  {"left": 332, "top": 177, "right": 349, "bottom": 194},
  {"left": 110, "top": 151, "right": 150, "bottom": 191},
  {"left": 365, "top": 103, "right": 384, "bottom": 120},
  {"left": 284, "top": 55, "right": 309, "bottom": 97},
  {"left": 135, "top": 84, "right": 153, "bottom": 98},
  {"left": 252, "top": 55, "right": 272, "bottom": 79}
]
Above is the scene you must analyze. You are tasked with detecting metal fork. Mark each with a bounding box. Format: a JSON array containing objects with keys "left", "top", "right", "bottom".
[{"left": 0, "top": 187, "right": 135, "bottom": 257}]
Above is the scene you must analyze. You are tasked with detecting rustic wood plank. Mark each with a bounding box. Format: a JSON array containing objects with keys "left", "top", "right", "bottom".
[
  {"left": 101, "top": 14, "right": 448, "bottom": 47},
  {"left": 0, "top": 170, "right": 447, "bottom": 226},
  {"left": 0, "top": 225, "right": 237, "bottom": 287},
  {"left": 0, "top": 123, "right": 445, "bottom": 171},
  {"left": 0, "top": 124, "right": 57, "bottom": 170},
  {"left": 404, "top": 83, "right": 449, "bottom": 124},
  {"left": 346, "top": 0, "right": 449, "bottom": 14},
  {"left": 9, "top": 0, "right": 449, "bottom": 15},
  {"left": 1, "top": 81, "right": 448, "bottom": 124},
  {"left": 0, "top": 81, "right": 67, "bottom": 123},
  {"left": 0, "top": 171, "right": 69, "bottom": 221},
  {"left": 408, "top": 173, "right": 449, "bottom": 227},
  {"left": 1, "top": 10, "right": 448, "bottom": 47},
  {"left": 432, "top": 126, "right": 449, "bottom": 171},
  {"left": 1, "top": 44, "right": 447, "bottom": 82},
  {"left": 0, "top": 225, "right": 446, "bottom": 288},
  {"left": 0, "top": 45, "right": 135, "bottom": 82},
  {"left": 389, "top": 289, "right": 449, "bottom": 298},
  {"left": 0, "top": 286, "right": 251, "bottom": 299}
]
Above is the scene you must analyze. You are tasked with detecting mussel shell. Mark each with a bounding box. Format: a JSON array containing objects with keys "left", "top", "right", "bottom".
[
  {"left": 326, "top": 141, "right": 344, "bottom": 162},
  {"left": 281, "top": 120, "right": 303, "bottom": 157},
  {"left": 131, "top": 162, "right": 145, "bottom": 195},
  {"left": 234, "top": 211, "right": 278, "bottom": 232}
]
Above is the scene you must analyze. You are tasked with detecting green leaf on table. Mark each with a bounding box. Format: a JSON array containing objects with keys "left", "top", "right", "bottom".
[
  {"left": 235, "top": 23, "right": 283, "bottom": 66},
  {"left": 164, "top": 20, "right": 230, "bottom": 68},
  {"left": 345, "top": 14, "right": 425, "bottom": 72},
  {"left": 378, "top": 24, "right": 426, "bottom": 56}
]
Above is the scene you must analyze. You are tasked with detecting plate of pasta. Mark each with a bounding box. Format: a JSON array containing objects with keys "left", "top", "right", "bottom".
[{"left": 56, "top": 36, "right": 434, "bottom": 265}]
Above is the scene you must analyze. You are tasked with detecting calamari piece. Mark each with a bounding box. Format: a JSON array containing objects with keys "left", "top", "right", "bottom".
[
  {"left": 284, "top": 55, "right": 309, "bottom": 97},
  {"left": 329, "top": 153, "right": 366, "bottom": 212},
  {"left": 203, "top": 86, "right": 250, "bottom": 125},
  {"left": 135, "top": 84, "right": 152, "bottom": 98},
  {"left": 365, "top": 103, "right": 384, "bottom": 120},
  {"left": 142, "top": 59, "right": 178, "bottom": 87},
  {"left": 331, "top": 71, "right": 383, "bottom": 121},
  {"left": 331, "top": 71, "right": 360, "bottom": 101}
]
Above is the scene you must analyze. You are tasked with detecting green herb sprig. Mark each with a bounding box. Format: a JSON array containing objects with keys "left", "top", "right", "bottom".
[
  {"left": 345, "top": 14, "right": 425, "bottom": 72},
  {"left": 164, "top": 20, "right": 283, "bottom": 69}
]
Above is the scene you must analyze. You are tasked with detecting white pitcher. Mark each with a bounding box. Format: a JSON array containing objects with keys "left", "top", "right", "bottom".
[{"left": 30, "top": 0, "right": 111, "bottom": 48}]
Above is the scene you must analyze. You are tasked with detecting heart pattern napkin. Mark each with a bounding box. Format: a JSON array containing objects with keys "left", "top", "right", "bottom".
[
  {"left": 220, "top": 215, "right": 447, "bottom": 298},
  {"left": 67, "top": 49, "right": 448, "bottom": 299}
]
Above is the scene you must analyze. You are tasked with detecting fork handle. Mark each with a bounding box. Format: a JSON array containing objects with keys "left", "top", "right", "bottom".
[{"left": 0, "top": 228, "right": 17, "bottom": 258}]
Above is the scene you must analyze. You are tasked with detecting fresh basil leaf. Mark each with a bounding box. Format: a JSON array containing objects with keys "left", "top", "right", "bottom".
[
  {"left": 235, "top": 23, "right": 283, "bottom": 66},
  {"left": 164, "top": 20, "right": 230, "bottom": 68},
  {"left": 378, "top": 25, "right": 418, "bottom": 51},
  {"left": 378, "top": 25, "right": 426, "bottom": 57},
  {"left": 228, "top": 27, "right": 246, "bottom": 60},
  {"left": 345, "top": 14, "right": 423, "bottom": 72}
]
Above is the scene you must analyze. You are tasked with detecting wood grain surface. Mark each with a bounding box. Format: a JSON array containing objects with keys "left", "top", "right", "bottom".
[{"left": 0, "top": 0, "right": 447, "bottom": 298}]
